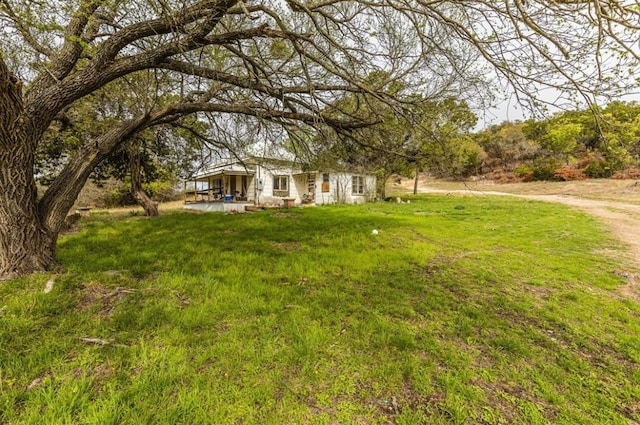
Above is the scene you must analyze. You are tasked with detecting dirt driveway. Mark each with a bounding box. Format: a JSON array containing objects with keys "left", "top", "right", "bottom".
[{"left": 393, "top": 177, "right": 640, "bottom": 300}]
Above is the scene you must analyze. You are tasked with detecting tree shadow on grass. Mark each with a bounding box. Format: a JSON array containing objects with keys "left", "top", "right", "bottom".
[{"left": 57, "top": 205, "right": 410, "bottom": 277}]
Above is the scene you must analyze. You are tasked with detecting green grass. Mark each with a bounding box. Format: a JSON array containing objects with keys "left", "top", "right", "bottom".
[{"left": 1, "top": 195, "right": 639, "bottom": 424}]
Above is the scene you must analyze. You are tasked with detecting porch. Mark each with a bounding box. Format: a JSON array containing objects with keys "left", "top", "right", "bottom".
[{"left": 184, "top": 168, "right": 255, "bottom": 203}]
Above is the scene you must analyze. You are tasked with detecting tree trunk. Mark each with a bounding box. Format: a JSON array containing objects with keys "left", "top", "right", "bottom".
[
  {"left": 0, "top": 148, "right": 56, "bottom": 279},
  {"left": 380, "top": 171, "right": 392, "bottom": 200},
  {"left": 413, "top": 166, "right": 419, "bottom": 195},
  {"left": 0, "top": 62, "right": 56, "bottom": 279},
  {"left": 129, "top": 141, "right": 158, "bottom": 217},
  {"left": 2, "top": 60, "right": 158, "bottom": 278}
]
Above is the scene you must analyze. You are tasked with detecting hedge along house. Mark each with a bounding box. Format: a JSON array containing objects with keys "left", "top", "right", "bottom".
[{"left": 183, "top": 157, "right": 376, "bottom": 212}]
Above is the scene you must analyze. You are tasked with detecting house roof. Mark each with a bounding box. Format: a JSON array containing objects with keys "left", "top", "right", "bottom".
[
  {"left": 192, "top": 156, "right": 304, "bottom": 179},
  {"left": 193, "top": 160, "right": 257, "bottom": 179},
  {"left": 191, "top": 156, "right": 374, "bottom": 180}
]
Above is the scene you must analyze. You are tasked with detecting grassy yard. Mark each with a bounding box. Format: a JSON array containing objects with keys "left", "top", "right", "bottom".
[{"left": 1, "top": 195, "right": 639, "bottom": 424}]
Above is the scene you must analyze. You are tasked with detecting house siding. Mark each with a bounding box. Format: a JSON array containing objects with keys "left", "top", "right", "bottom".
[
  {"left": 309, "top": 173, "right": 375, "bottom": 205},
  {"left": 187, "top": 158, "right": 376, "bottom": 207},
  {"left": 254, "top": 165, "right": 302, "bottom": 205}
]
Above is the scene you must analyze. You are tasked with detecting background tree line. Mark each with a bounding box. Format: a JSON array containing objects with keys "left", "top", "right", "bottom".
[
  {"left": 293, "top": 99, "right": 640, "bottom": 197},
  {"left": 476, "top": 101, "right": 640, "bottom": 182},
  {"left": 57, "top": 98, "right": 640, "bottom": 208}
]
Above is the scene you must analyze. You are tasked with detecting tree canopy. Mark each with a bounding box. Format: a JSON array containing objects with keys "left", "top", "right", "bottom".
[
  {"left": 1, "top": 0, "right": 639, "bottom": 278},
  {"left": 469, "top": 100, "right": 640, "bottom": 182}
]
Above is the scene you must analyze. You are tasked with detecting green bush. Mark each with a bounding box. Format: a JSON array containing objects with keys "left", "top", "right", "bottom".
[
  {"left": 531, "top": 164, "right": 555, "bottom": 181},
  {"left": 528, "top": 158, "right": 561, "bottom": 181},
  {"left": 514, "top": 164, "right": 533, "bottom": 178},
  {"left": 584, "top": 158, "right": 613, "bottom": 178}
]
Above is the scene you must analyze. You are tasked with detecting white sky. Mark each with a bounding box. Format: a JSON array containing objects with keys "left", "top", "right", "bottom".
[{"left": 476, "top": 89, "right": 640, "bottom": 130}]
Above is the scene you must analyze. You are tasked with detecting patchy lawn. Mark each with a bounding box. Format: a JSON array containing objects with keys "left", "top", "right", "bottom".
[{"left": 1, "top": 195, "right": 639, "bottom": 424}]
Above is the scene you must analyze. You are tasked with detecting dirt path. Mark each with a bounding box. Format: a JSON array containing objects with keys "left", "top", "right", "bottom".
[{"left": 397, "top": 179, "right": 640, "bottom": 300}]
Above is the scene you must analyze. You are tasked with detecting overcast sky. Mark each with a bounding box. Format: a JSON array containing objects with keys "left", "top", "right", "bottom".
[{"left": 476, "top": 89, "right": 640, "bottom": 130}]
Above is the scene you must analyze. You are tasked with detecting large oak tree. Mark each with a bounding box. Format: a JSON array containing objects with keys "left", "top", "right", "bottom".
[{"left": 1, "top": 0, "right": 638, "bottom": 279}]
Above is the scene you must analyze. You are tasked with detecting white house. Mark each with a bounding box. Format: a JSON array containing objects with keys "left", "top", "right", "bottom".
[{"left": 183, "top": 157, "right": 376, "bottom": 212}]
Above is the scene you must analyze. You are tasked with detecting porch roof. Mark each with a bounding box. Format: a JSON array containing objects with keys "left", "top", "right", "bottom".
[{"left": 193, "top": 164, "right": 256, "bottom": 180}]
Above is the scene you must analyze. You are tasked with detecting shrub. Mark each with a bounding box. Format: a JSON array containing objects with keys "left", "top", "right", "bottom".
[
  {"left": 584, "top": 157, "right": 613, "bottom": 178},
  {"left": 520, "top": 172, "right": 535, "bottom": 182},
  {"left": 574, "top": 155, "right": 593, "bottom": 169},
  {"left": 75, "top": 179, "right": 181, "bottom": 207},
  {"left": 514, "top": 164, "right": 533, "bottom": 178},
  {"left": 553, "top": 167, "right": 586, "bottom": 181},
  {"left": 531, "top": 164, "right": 556, "bottom": 181},
  {"left": 76, "top": 179, "right": 126, "bottom": 207},
  {"left": 611, "top": 167, "right": 640, "bottom": 179},
  {"left": 528, "top": 158, "right": 561, "bottom": 181},
  {"left": 492, "top": 170, "right": 521, "bottom": 183}
]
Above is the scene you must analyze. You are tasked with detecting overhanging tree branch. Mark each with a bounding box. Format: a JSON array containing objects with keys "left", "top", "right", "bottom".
[{"left": 1, "top": 0, "right": 639, "bottom": 277}]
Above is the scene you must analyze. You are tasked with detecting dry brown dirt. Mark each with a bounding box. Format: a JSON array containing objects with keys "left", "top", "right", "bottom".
[{"left": 392, "top": 176, "right": 640, "bottom": 300}]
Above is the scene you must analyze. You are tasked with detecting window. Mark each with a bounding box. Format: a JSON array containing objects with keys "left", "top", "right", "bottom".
[
  {"left": 322, "top": 173, "right": 330, "bottom": 192},
  {"left": 273, "top": 175, "right": 289, "bottom": 197},
  {"left": 352, "top": 175, "right": 365, "bottom": 195}
]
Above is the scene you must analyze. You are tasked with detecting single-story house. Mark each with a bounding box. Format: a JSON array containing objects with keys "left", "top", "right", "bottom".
[{"left": 183, "top": 157, "right": 376, "bottom": 212}]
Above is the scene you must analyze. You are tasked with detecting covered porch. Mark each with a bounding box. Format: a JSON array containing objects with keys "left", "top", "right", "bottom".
[{"left": 184, "top": 163, "right": 256, "bottom": 204}]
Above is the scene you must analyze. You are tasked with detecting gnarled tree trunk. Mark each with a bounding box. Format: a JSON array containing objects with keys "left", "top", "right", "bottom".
[
  {"left": 129, "top": 141, "right": 158, "bottom": 217},
  {"left": 0, "top": 61, "right": 56, "bottom": 279},
  {"left": 2, "top": 55, "right": 161, "bottom": 278},
  {"left": 0, "top": 143, "right": 56, "bottom": 279}
]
